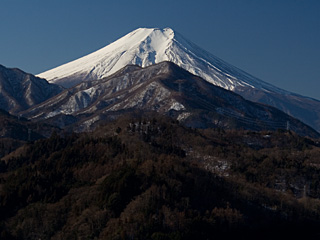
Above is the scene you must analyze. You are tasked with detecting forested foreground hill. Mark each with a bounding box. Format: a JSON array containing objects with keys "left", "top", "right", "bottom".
[
  {"left": 0, "top": 109, "right": 62, "bottom": 159},
  {"left": 1, "top": 114, "right": 320, "bottom": 239}
]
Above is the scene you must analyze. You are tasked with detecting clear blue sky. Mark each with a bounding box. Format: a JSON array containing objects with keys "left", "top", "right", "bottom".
[{"left": 1, "top": 0, "right": 319, "bottom": 100}]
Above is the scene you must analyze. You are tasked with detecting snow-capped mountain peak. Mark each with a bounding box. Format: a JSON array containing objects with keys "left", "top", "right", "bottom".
[
  {"left": 37, "top": 27, "right": 277, "bottom": 92},
  {"left": 38, "top": 28, "right": 175, "bottom": 88}
]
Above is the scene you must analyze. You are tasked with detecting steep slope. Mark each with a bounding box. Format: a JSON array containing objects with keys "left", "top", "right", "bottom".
[
  {"left": 26, "top": 62, "right": 319, "bottom": 138},
  {"left": 37, "top": 27, "right": 320, "bottom": 133},
  {"left": 0, "top": 64, "right": 63, "bottom": 113}
]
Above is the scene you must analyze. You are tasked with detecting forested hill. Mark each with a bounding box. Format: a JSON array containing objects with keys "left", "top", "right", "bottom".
[
  {"left": 0, "top": 109, "right": 62, "bottom": 159},
  {"left": 1, "top": 114, "right": 320, "bottom": 239}
]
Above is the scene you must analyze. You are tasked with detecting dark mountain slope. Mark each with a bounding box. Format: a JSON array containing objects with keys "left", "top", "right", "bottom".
[
  {"left": 1, "top": 115, "right": 320, "bottom": 239},
  {"left": 0, "top": 64, "right": 63, "bottom": 113},
  {"left": 0, "top": 109, "right": 61, "bottom": 159},
  {"left": 0, "top": 108, "right": 60, "bottom": 141},
  {"left": 236, "top": 86, "right": 320, "bottom": 134}
]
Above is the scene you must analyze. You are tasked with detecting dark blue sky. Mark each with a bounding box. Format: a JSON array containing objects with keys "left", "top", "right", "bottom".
[{"left": 1, "top": 0, "right": 319, "bottom": 100}]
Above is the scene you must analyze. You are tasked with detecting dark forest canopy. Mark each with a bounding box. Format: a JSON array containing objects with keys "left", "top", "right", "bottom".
[{"left": 1, "top": 113, "right": 320, "bottom": 239}]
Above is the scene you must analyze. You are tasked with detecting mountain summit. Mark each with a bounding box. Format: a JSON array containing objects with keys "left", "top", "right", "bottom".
[
  {"left": 37, "top": 27, "right": 320, "bottom": 132},
  {"left": 37, "top": 27, "right": 277, "bottom": 91}
]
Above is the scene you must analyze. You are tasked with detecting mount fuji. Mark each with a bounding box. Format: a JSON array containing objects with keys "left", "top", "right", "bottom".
[
  {"left": 37, "top": 27, "right": 320, "bottom": 132},
  {"left": 38, "top": 27, "right": 277, "bottom": 91}
]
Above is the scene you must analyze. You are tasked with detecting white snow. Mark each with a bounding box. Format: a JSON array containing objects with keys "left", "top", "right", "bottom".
[
  {"left": 37, "top": 27, "right": 287, "bottom": 94},
  {"left": 168, "top": 101, "right": 185, "bottom": 111},
  {"left": 177, "top": 112, "right": 191, "bottom": 121}
]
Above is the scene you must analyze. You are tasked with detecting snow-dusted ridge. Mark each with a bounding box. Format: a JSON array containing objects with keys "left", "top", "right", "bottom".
[
  {"left": 36, "top": 27, "right": 320, "bottom": 132},
  {"left": 27, "top": 61, "right": 320, "bottom": 138},
  {"left": 37, "top": 27, "right": 284, "bottom": 94}
]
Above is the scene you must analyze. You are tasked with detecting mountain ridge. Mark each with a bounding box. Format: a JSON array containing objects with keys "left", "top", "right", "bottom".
[
  {"left": 36, "top": 27, "right": 320, "bottom": 132},
  {"left": 0, "top": 64, "right": 63, "bottom": 114},
  {"left": 26, "top": 62, "right": 320, "bottom": 138}
]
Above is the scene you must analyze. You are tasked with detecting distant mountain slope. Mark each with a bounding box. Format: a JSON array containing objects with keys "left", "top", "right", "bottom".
[
  {"left": 0, "top": 64, "right": 63, "bottom": 113},
  {"left": 36, "top": 27, "right": 320, "bottom": 133},
  {"left": 235, "top": 86, "right": 320, "bottom": 134},
  {"left": 27, "top": 62, "right": 319, "bottom": 138}
]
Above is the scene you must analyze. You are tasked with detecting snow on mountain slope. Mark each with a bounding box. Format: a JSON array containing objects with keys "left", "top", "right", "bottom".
[
  {"left": 29, "top": 62, "right": 320, "bottom": 138},
  {"left": 37, "top": 28, "right": 280, "bottom": 92},
  {"left": 37, "top": 27, "right": 320, "bottom": 133}
]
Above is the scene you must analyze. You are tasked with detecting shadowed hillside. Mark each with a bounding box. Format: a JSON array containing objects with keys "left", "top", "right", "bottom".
[{"left": 1, "top": 113, "right": 320, "bottom": 239}]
